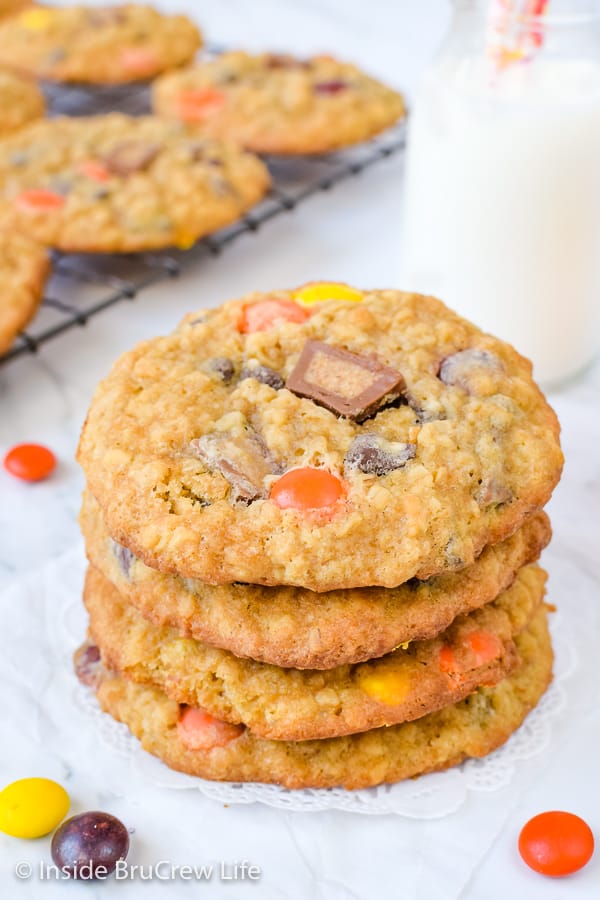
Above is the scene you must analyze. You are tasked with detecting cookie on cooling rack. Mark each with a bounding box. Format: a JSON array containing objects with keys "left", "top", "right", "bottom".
[
  {"left": 78, "top": 285, "right": 562, "bottom": 591},
  {"left": 81, "top": 489, "right": 551, "bottom": 669},
  {"left": 152, "top": 51, "right": 405, "bottom": 154},
  {"left": 83, "top": 562, "right": 544, "bottom": 741},
  {"left": 0, "top": 114, "right": 270, "bottom": 253},
  {"left": 0, "top": 4, "right": 201, "bottom": 84},
  {"left": 0, "top": 230, "right": 50, "bottom": 356},
  {"left": 78, "top": 605, "right": 553, "bottom": 789},
  {"left": 0, "top": 70, "right": 45, "bottom": 138}
]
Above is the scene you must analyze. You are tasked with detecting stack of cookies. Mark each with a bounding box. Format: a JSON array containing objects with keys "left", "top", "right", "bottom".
[{"left": 75, "top": 285, "right": 563, "bottom": 789}]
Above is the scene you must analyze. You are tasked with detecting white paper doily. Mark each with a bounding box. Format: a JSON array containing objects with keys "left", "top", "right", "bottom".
[{"left": 58, "top": 570, "right": 574, "bottom": 818}]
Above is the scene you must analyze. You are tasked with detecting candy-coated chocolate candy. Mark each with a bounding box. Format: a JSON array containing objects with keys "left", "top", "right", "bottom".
[
  {"left": 78, "top": 160, "right": 111, "bottom": 182},
  {"left": 239, "top": 298, "right": 310, "bottom": 334},
  {"left": 519, "top": 811, "right": 594, "bottom": 877},
  {"left": 51, "top": 812, "right": 130, "bottom": 878},
  {"left": 270, "top": 467, "right": 346, "bottom": 511},
  {"left": 294, "top": 282, "right": 363, "bottom": 306},
  {"left": 15, "top": 189, "right": 65, "bottom": 212},
  {"left": 0, "top": 778, "right": 69, "bottom": 839},
  {"left": 438, "top": 644, "right": 455, "bottom": 674},
  {"left": 357, "top": 668, "right": 411, "bottom": 705},
  {"left": 18, "top": 8, "right": 55, "bottom": 30},
  {"left": 176, "top": 87, "right": 226, "bottom": 121},
  {"left": 465, "top": 630, "right": 503, "bottom": 666},
  {"left": 119, "top": 46, "right": 158, "bottom": 75},
  {"left": 177, "top": 707, "right": 245, "bottom": 750},
  {"left": 3, "top": 443, "right": 57, "bottom": 481}
]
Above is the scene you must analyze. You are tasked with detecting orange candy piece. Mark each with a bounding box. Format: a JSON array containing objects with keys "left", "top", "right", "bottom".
[
  {"left": 3, "top": 443, "right": 57, "bottom": 482},
  {"left": 270, "top": 467, "right": 346, "bottom": 512},
  {"left": 177, "top": 707, "right": 245, "bottom": 751},
  {"left": 238, "top": 298, "right": 310, "bottom": 334},
  {"left": 78, "top": 160, "right": 111, "bottom": 182},
  {"left": 439, "top": 630, "right": 503, "bottom": 675},
  {"left": 519, "top": 811, "right": 595, "bottom": 877},
  {"left": 176, "top": 87, "right": 226, "bottom": 121},
  {"left": 120, "top": 46, "right": 158, "bottom": 75},
  {"left": 15, "top": 189, "right": 65, "bottom": 212},
  {"left": 466, "top": 630, "right": 503, "bottom": 666}
]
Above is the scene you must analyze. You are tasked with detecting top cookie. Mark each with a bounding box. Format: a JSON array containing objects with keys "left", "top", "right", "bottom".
[
  {"left": 78, "top": 286, "right": 563, "bottom": 591},
  {"left": 152, "top": 51, "right": 405, "bottom": 154},
  {"left": 0, "top": 114, "right": 270, "bottom": 253},
  {"left": 0, "top": 4, "right": 201, "bottom": 84},
  {"left": 0, "top": 70, "right": 45, "bottom": 139}
]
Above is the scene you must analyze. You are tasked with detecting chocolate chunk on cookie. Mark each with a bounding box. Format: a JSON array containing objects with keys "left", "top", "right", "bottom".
[
  {"left": 239, "top": 363, "right": 284, "bottom": 390},
  {"left": 287, "top": 340, "right": 406, "bottom": 422},
  {"left": 189, "top": 429, "right": 278, "bottom": 502},
  {"left": 344, "top": 434, "right": 416, "bottom": 476},
  {"left": 102, "top": 141, "right": 161, "bottom": 176}
]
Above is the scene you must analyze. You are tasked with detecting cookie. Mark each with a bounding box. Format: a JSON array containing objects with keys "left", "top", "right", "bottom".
[
  {"left": 81, "top": 605, "right": 553, "bottom": 789},
  {"left": 0, "top": 70, "right": 45, "bottom": 138},
  {"left": 0, "top": 0, "right": 30, "bottom": 19},
  {"left": 0, "top": 114, "right": 270, "bottom": 253},
  {"left": 81, "top": 490, "right": 551, "bottom": 668},
  {"left": 152, "top": 51, "right": 405, "bottom": 155},
  {"left": 0, "top": 5, "right": 201, "bottom": 84},
  {"left": 0, "top": 230, "right": 50, "bottom": 356},
  {"left": 84, "top": 562, "right": 544, "bottom": 741},
  {"left": 78, "top": 287, "right": 563, "bottom": 591}
]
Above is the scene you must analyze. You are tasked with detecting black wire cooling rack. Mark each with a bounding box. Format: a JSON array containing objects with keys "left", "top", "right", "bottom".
[{"left": 1, "top": 77, "right": 406, "bottom": 366}]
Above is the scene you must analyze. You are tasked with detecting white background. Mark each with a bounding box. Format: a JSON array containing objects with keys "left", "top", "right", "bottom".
[{"left": 0, "top": 1, "right": 599, "bottom": 898}]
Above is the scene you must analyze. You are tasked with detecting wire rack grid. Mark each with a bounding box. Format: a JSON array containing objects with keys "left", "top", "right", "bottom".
[{"left": 1, "top": 75, "right": 406, "bottom": 366}]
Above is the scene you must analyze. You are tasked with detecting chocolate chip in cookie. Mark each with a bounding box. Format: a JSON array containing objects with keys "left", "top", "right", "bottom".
[
  {"left": 344, "top": 434, "right": 416, "bottom": 476},
  {"left": 102, "top": 140, "right": 161, "bottom": 176},
  {"left": 239, "top": 363, "right": 284, "bottom": 390},
  {"left": 190, "top": 429, "right": 279, "bottom": 503}
]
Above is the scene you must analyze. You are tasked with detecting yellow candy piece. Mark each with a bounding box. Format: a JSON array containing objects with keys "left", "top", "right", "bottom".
[
  {"left": 0, "top": 778, "right": 70, "bottom": 839},
  {"left": 357, "top": 668, "right": 411, "bottom": 705},
  {"left": 19, "top": 8, "right": 55, "bottom": 30},
  {"left": 293, "top": 282, "right": 363, "bottom": 306},
  {"left": 175, "top": 232, "right": 197, "bottom": 250}
]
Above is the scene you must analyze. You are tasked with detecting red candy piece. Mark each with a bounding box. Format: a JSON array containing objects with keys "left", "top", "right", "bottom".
[
  {"left": 78, "top": 160, "right": 111, "bottom": 182},
  {"left": 238, "top": 298, "right": 310, "bottom": 334},
  {"left": 519, "top": 811, "right": 595, "bottom": 877},
  {"left": 177, "top": 707, "right": 244, "bottom": 750},
  {"left": 15, "top": 189, "right": 65, "bottom": 212},
  {"left": 176, "top": 87, "right": 226, "bottom": 121},
  {"left": 270, "top": 467, "right": 346, "bottom": 512},
  {"left": 3, "top": 443, "right": 56, "bottom": 481},
  {"left": 438, "top": 645, "right": 456, "bottom": 674}
]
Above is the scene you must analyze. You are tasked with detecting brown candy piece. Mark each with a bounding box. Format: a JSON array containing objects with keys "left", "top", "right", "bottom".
[
  {"left": 102, "top": 141, "right": 161, "bottom": 177},
  {"left": 477, "top": 477, "right": 512, "bottom": 508},
  {"left": 344, "top": 434, "right": 416, "bottom": 476},
  {"left": 111, "top": 539, "right": 134, "bottom": 578},
  {"left": 207, "top": 357, "right": 235, "bottom": 384},
  {"left": 190, "top": 429, "right": 278, "bottom": 502},
  {"left": 74, "top": 642, "right": 102, "bottom": 688},
  {"left": 286, "top": 340, "right": 406, "bottom": 422},
  {"left": 438, "top": 349, "right": 504, "bottom": 393},
  {"left": 239, "top": 363, "right": 284, "bottom": 390}
]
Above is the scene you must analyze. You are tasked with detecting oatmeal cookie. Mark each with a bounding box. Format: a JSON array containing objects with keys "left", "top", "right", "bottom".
[
  {"left": 78, "top": 287, "right": 563, "bottom": 590},
  {"left": 0, "top": 230, "right": 50, "bottom": 356},
  {"left": 81, "top": 606, "right": 553, "bottom": 789},
  {"left": 81, "top": 490, "right": 551, "bottom": 668},
  {"left": 83, "top": 562, "right": 544, "bottom": 741},
  {"left": 0, "top": 70, "right": 45, "bottom": 138},
  {"left": 0, "top": 114, "right": 270, "bottom": 253},
  {"left": 152, "top": 51, "right": 405, "bottom": 154},
  {"left": 0, "top": 4, "right": 201, "bottom": 84}
]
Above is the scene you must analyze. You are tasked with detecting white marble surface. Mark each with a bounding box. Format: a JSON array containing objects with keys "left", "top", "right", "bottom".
[{"left": 0, "top": 1, "right": 599, "bottom": 898}]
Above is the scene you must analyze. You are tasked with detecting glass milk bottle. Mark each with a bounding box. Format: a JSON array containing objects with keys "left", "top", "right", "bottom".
[{"left": 401, "top": 0, "right": 600, "bottom": 387}]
